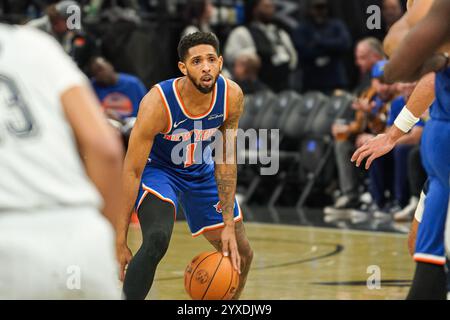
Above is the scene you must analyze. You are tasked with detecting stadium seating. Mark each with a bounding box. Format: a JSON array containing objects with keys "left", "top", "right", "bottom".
[{"left": 237, "top": 89, "right": 356, "bottom": 222}]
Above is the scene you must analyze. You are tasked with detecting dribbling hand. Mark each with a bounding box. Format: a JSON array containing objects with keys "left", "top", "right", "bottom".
[{"left": 221, "top": 225, "right": 241, "bottom": 274}]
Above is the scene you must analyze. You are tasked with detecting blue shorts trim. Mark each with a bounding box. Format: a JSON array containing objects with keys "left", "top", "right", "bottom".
[
  {"left": 137, "top": 184, "right": 177, "bottom": 221},
  {"left": 191, "top": 201, "right": 243, "bottom": 237}
]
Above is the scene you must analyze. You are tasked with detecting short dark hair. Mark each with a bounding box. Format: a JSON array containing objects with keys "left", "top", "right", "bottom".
[{"left": 177, "top": 32, "right": 220, "bottom": 61}]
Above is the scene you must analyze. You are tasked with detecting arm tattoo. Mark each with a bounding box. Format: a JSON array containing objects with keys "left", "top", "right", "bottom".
[
  {"left": 215, "top": 170, "right": 237, "bottom": 217},
  {"left": 215, "top": 87, "right": 244, "bottom": 224}
]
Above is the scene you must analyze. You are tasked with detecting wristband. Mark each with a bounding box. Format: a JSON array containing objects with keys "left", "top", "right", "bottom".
[{"left": 394, "top": 106, "right": 420, "bottom": 133}]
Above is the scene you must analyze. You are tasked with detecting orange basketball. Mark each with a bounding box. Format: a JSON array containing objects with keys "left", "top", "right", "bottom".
[{"left": 184, "top": 251, "right": 239, "bottom": 300}]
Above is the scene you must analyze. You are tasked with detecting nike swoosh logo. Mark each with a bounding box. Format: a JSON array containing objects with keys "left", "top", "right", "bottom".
[{"left": 173, "top": 119, "right": 187, "bottom": 128}]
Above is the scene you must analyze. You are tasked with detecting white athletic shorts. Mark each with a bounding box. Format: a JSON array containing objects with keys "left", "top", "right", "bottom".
[{"left": 0, "top": 207, "right": 122, "bottom": 299}]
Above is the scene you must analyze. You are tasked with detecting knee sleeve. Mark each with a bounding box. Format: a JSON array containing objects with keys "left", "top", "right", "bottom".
[
  {"left": 138, "top": 193, "right": 175, "bottom": 259},
  {"left": 140, "top": 229, "right": 171, "bottom": 261}
]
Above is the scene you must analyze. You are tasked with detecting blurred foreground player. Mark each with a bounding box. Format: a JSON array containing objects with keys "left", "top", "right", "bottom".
[
  {"left": 0, "top": 25, "right": 123, "bottom": 299},
  {"left": 352, "top": 0, "right": 450, "bottom": 299},
  {"left": 115, "top": 32, "right": 253, "bottom": 300}
]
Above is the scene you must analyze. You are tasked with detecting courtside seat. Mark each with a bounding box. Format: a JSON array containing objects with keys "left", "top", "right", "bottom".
[
  {"left": 294, "top": 91, "right": 356, "bottom": 209},
  {"left": 239, "top": 90, "right": 277, "bottom": 131},
  {"left": 306, "top": 91, "right": 354, "bottom": 137}
]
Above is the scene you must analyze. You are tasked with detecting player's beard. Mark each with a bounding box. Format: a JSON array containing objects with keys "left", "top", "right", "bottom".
[{"left": 187, "top": 72, "right": 218, "bottom": 94}]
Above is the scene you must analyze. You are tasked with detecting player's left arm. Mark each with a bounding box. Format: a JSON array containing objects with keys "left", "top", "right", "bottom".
[
  {"left": 383, "top": 0, "right": 450, "bottom": 83},
  {"left": 214, "top": 79, "right": 244, "bottom": 274},
  {"left": 383, "top": 0, "right": 433, "bottom": 58},
  {"left": 395, "top": 125, "right": 423, "bottom": 145},
  {"left": 352, "top": 72, "right": 435, "bottom": 169}
]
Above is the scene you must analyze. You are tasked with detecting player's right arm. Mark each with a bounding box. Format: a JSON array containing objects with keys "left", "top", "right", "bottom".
[
  {"left": 383, "top": 0, "right": 450, "bottom": 83},
  {"left": 383, "top": 0, "right": 433, "bottom": 58},
  {"left": 30, "top": 26, "right": 124, "bottom": 226},
  {"left": 115, "top": 87, "right": 168, "bottom": 281},
  {"left": 351, "top": 72, "right": 435, "bottom": 169},
  {"left": 62, "top": 86, "right": 124, "bottom": 226}
]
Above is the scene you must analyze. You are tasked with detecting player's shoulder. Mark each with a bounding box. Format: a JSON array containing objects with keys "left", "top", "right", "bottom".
[
  {"left": 138, "top": 85, "right": 169, "bottom": 120},
  {"left": 141, "top": 85, "right": 164, "bottom": 109},
  {"left": 224, "top": 77, "right": 244, "bottom": 100},
  {"left": 133, "top": 85, "right": 168, "bottom": 134},
  {"left": 7, "top": 25, "right": 68, "bottom": 65},
  {"left": 223, "top": 77, "right": 244, "bottom": 116},
  {"left": 10, "top": 25, "right": 56, "bottom": 47},
  {"left": 0, "top": 24, "right": 70, "bottom": 69},
  {"left": 0, "top": 23, "right": 15, "bottom": 35}
]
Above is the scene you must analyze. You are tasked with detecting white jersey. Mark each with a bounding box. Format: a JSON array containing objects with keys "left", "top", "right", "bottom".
[{"left": 0, "top": 24, "right": 102, "bottom": 211}]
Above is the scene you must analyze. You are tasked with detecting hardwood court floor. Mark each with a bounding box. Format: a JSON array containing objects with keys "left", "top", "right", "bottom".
[{"left": 127, "top": 222, "right": 414, "bottom": 300}]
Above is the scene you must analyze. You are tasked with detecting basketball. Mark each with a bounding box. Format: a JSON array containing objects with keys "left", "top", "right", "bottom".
[{"left": 184, "top": 251, "right": 239, "bottom": 300}]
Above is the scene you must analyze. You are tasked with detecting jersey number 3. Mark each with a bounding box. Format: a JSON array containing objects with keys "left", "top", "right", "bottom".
[{"left": 0, "top": 74, "right": 38, "bottom": 143}]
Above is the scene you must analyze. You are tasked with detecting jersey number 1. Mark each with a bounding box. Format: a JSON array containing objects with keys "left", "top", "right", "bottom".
[{"left": 184, "top": 143, "right": 197, "bottom": 167}]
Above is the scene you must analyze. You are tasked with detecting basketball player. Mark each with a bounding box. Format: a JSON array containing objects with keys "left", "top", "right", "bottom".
[
  {"left": 0, "top": 25, "right": 123, "bottom": 298},
  {"left": 115, "top": 32, "right": 253, "bottom": 300},
  {"left": 351, "top": 0, "right": 450, "bottom": 299}
]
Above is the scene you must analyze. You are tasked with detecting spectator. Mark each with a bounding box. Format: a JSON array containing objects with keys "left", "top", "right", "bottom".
[
  {"left": 353, "top": 37, "right": 385, "bottom": 96},
  {"left": 27, "top": 1, "right": 98, "bottom": 70},
  {"left": 324, "top": 60, "right": 392, "bottom": 216},
  {"left": 89, "top": 56, "right": 147, "bottom": 122},
  {"left": 368, "top": 80, "right": 425, "bottom": 218},
  {"left": 292, "top": 0, "right": 352, "bottom": 93},
  {"left": 181, "top": 0, "right": 214, "bottom": 39},
  {"left": 232, "top": 52, "right": 269, "bottom": 95},
  {"left": 224, "top": 0, "right": 298, "bottom": 92},
  {"left": 388, "top": 82, "right": 428, "bottom": 221},
  {"left": 393, "top": 145, "right": 427, "bottom": 221}
]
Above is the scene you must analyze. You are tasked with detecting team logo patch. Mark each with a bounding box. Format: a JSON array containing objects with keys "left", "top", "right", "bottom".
[
  {"left": 213, "top": 201, "right": 235, "bottom": 214},
  {"left": 214, "top": 201, "right": 223, "bottom": 213}
]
